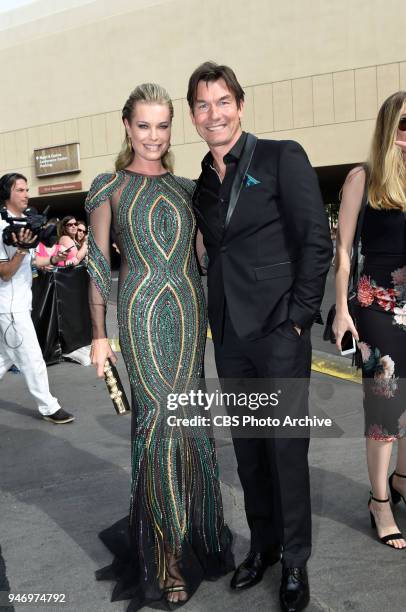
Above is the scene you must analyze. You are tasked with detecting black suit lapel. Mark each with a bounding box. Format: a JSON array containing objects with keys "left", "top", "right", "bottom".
[{"left": 224, "top": 133, "right": 257, "bottom": 231}]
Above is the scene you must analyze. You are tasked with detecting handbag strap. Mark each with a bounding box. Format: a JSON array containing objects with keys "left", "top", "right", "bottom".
[{"left": 348, "top": 165, "right": 369, "bottom": 292}]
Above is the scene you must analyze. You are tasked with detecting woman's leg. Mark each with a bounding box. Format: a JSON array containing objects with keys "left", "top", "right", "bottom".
[
  {"left": 393, "top": 437, "right": 406, "bottom": 499},
  {"left": 367, "top": 438, "right": 406, "bottom": 548},
  {"left": 163, "top": 552, "right": 188, "bottom": 603}
]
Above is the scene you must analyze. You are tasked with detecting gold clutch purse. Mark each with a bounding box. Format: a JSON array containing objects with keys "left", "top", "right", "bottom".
[{"left": 103, "top": 358, "right": 131, "bottom": 415}]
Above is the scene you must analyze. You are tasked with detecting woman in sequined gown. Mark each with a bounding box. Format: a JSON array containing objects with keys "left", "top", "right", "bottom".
[
  {"left": 86, "top": 84, "right": 233, "bottom": 610},
  {"left": 334, "top": 91, "right": 406, "bottom": 549}
]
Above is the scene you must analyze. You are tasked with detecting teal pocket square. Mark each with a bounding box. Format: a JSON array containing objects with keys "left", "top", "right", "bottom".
[{"left": 244, "top": 174, "right": 260, "bottom": 187}]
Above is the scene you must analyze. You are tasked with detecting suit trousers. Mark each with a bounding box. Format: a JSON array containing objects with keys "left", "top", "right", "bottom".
[
  {"left": 214, "top": 308, "right": 312, "bottom": 567},
  {"left": 0, "top": 311, "right": 61, "bottom": 416}
]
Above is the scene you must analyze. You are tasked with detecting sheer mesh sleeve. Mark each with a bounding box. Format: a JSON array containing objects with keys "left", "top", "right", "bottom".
[
  {"left": 172, "top": 176, "right": 209, "bottom": 274},
  {"left": 195, "top": 229, "right": 208, "bottom": 275},
  {"left": 85, "top": 173, "right": 115, "bottom": 339}
]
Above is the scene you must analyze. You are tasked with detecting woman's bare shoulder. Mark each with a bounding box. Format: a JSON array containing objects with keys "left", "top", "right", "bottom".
[
  {"left": 344, "top": 165, "right": 367, "bottom": 185},
  {"left": 58, "top": 235, "right": 74, "bottom": 245}
]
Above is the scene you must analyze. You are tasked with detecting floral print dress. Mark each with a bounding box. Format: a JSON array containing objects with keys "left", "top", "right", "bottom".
[{"left": 355, "top": 205, "right": 406, "bottom": 440}]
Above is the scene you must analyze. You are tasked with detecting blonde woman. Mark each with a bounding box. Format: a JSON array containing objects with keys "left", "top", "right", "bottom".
[
  {"left": 86, "top": 83, "right": 233, "bottom": 609},
  {"left": 333, "top": 92, "right": 406, "bottom": 549}
]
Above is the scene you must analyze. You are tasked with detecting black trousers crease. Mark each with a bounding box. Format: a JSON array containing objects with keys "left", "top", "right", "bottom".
[{"left": 214, "top": 309, "right": 312, "bottom": 567}]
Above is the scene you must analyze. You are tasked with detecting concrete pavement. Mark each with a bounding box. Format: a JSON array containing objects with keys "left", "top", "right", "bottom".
[{"left": 1, "top": 311, "right": 406, "bottom": 612}]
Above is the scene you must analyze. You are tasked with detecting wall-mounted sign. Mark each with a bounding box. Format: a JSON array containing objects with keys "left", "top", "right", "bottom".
[
  {"left": 34, "top": 142, "right": 80, "bottom": 177},
  {"left": 38, "top": 181, "right": 82, "bottom": 195}
]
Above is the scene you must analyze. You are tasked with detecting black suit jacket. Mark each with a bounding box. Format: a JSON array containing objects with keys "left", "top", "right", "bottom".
[{"left": 193, "top": 135, "right": 333, "bottom": 344}]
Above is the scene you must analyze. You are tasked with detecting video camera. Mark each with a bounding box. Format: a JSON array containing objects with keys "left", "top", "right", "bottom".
[{"left": 0, "top": 205, "right": 57, "bottom": 249}]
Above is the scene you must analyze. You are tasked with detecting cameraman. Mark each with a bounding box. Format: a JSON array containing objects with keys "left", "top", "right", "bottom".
[{"left": 0, "top": 173, "right": 75, "bottom": 424}]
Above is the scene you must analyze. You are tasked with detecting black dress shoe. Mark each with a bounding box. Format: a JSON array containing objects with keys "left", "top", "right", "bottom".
[
  {"left": 279, "top": 567, "right": 310, "bottom": 612},
  {"left": 230, "top": 549, "right": 281, "bottom": 590}
]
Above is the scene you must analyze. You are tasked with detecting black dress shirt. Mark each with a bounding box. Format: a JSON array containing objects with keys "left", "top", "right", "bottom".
[{"left": 199, "top": 132, "right": 247, "bottom": 237}]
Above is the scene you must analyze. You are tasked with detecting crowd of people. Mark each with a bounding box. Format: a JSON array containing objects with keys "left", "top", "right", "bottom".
[
  {"left": 0, "top": 61, "right": 405, "bottom": 612},
  {"left": 35, "top": 216, "right": 88, "bottom": 268},
  {"left": 0, "top": 199, "right": 91, "bottom": 389},
  {"left": 0, "top": 173, "right": 75, "bottom": 424}
]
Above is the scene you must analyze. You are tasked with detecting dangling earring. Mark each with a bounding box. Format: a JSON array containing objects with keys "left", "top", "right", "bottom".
[{"left": 126, "top": 134, "right": 133, "bottom": 153}]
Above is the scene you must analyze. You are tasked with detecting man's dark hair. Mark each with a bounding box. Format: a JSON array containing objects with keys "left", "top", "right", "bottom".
[
  {"left": 0, "top": 172, "right": 27, "bottom": 205},
  {"left": 187, "top": 61, "right": 245, "bottom": 111}
]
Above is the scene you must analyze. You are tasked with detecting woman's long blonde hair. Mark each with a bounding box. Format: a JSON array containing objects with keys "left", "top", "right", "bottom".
[
  {"left": 368, "top": 91, "right": 406, "bottom": 210},
  {"left": 115, "top": 83, "right": 174, "bottom": 173}
]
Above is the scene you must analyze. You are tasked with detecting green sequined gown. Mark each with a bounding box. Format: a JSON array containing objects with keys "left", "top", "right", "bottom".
[{"left": 85, "top": 170, "right": 233, "bottom": 610}]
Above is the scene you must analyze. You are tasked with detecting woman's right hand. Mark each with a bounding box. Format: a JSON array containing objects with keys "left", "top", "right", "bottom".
[
  {"left": 90, "top": 338, "right": 117, "bottom": 378},
  {"left": 332, "top": 310, "right": 359, "bottom": 351}
]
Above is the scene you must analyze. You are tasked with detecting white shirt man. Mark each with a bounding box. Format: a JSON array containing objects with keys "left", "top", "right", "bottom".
[{"left": 0, "top": 172, "right": 74, "bottom": 424}]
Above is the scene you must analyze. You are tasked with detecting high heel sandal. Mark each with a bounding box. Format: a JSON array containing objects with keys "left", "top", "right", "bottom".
[
  {"left": 163, "top": 583, "right": 188, "bottom": 603},
  {"left": 368, "top": 492, "right": 405, "bottom": 549},
  {"left": 389, "top": 471, "right": 406, "bottom": 506},
  {"left": 163, "top": 560, "right": 189, "bottom": 606}
]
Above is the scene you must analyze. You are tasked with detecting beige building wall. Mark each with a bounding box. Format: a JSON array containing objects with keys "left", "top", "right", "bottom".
[{"left": 0, "top": 0, "right": 405, "bottom": 198}]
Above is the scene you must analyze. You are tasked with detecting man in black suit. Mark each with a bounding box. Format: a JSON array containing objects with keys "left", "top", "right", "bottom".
[{"left": 187, "top": 62, "right": 332, "bottom": 612}]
